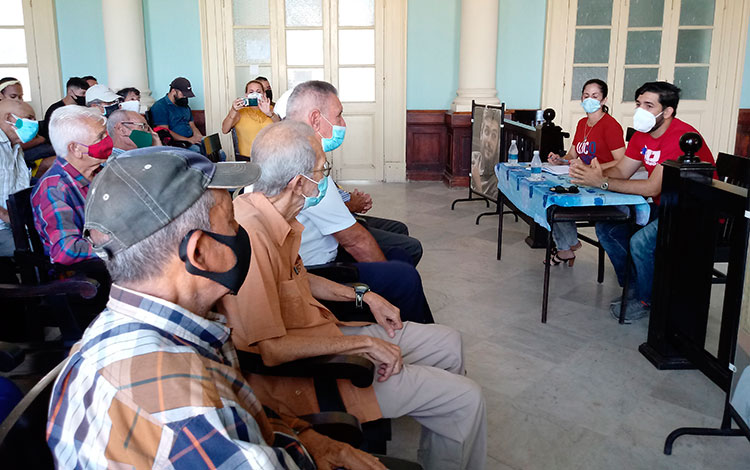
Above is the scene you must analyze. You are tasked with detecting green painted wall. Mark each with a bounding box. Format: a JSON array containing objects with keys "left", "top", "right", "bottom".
[
  {"left": 54, "top": 0, "right": 205, "bottom": 108},
  {"left": 405, "top": 0, "right": 548, "bottom": 110},
  {"left": 55, "top": 0, "right": 108, "bottom": 86},
  {"left": 405, "top": 0, "right": 461, "bottom": 110},
  {"left": 741, "top": 20, "right": 750, "bottom": 108},
  {"left": 142, "top": 0, "right": 205, "bottom": 107},
  {"left": 496, "top": 0, "right": 547, "bottom": 109}
]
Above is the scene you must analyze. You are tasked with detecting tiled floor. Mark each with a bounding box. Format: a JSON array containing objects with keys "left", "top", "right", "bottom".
[{"left": 339, "top": 180, "right": 750, "bottom": 469}]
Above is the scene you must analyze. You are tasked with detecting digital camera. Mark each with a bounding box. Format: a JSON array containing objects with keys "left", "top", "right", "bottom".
[{"left": 243, "top": 92, "right": 263, "bottom": 107}]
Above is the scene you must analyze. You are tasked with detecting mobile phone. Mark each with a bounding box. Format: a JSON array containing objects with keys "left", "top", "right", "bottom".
[{"left": 243, "top": 97, "right": 258, "bottom": 107}]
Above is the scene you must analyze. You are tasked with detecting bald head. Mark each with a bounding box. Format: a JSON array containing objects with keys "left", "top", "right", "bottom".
[
  {"left": 108, "top": 109, "right": 152, "bottom": 151},
  {"left": 0, "top": 100, "right": 35, "bottom": 144},
  {"left": 0, "top": 99, "right": 34, "bottom": 119}
]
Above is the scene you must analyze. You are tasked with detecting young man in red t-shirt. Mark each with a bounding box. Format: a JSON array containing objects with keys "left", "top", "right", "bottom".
[{"left": 570, "top": 81, "right": 714, "bottom": 323}]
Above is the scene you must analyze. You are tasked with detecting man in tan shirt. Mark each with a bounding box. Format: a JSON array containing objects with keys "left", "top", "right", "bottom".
[{"left": 220, "top": 121, "right": 486, "bottom": 470}]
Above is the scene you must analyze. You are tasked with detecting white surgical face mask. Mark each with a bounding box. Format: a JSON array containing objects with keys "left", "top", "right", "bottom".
[
  {"left": 120, "top": 100, "right": 140, "bottom": 113},
  {"left": 632, "top": 107, "right": 663, "bottom": 133}
]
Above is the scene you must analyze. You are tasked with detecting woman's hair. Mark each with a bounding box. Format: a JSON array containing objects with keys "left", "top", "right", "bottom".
[
  {"left": 244, "top": 80, "right": 265, "bottom": 94},
  {"left": 582, "top": 78, "right": 609, "bottom": 114}
]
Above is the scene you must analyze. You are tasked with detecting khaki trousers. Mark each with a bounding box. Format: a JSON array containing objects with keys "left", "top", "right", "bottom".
[{"left": 340, "top": 322, "right": 486, "bottom": 470}]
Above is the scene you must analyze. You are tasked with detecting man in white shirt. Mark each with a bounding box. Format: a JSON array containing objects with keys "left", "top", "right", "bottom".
[
  {"left": 287, "top": 81, "right": 432, "bottom": 324},
  {"left": 0, "top": 99, "right": 34, "bottom": 256}
]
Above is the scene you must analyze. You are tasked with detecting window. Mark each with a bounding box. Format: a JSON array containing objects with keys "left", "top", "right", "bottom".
[
  {"left": 0, "top": 0, "right": 31, "bottom": 102},
  {"left": 543, "top": 0, "right": 746, "bottom": 156}
]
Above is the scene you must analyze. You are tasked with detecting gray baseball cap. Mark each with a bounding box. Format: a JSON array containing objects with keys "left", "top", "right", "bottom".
[{"left": 84, "top": 147, "right": 259, "bottom": 257}]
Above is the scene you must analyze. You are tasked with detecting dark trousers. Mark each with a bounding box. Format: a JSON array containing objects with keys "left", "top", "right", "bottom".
[
  {"left": 22, "top": 142, "right": 55, "bottom": 165},
  {"left": 335, "top": 247, "right": 434, "bottom": 324},
  {"left": 357, "top": 215, "right": 423, "bottom": 266}
]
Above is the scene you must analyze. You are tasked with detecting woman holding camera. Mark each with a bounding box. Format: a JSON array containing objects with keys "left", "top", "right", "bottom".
[{"left": 222, "top": 79, "right": 280, "bottom": 156}]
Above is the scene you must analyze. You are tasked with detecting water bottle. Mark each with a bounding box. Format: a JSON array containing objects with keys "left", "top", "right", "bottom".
[
  {"left": 508, "top": 139, "right": 519, "bottom": 166},
  {"left": 529, "top": 150, "right": 543, "bottom": 181}
]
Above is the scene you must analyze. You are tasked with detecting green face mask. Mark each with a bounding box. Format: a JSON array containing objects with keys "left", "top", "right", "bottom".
[{"left": 129, "top": 129, "right": 153, "bottom": 148}]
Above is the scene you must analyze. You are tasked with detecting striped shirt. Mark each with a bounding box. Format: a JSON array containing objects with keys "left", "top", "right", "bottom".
[
  {"left": 0, "top": 128, "right": 31, "bottom": 231},
  {"left": 47, "top": 285, "right": 314, "bottom": 470},
  {"left": 31, "top": 156, "right": 97, "bottom": 265}
]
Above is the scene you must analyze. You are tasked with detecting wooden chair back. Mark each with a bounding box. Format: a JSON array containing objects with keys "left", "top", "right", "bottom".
[{"left": 202, "top": 133, "right": 222, "bottom": 162}]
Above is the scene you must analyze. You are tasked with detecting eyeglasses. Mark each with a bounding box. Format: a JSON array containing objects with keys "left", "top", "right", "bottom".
[
  {"left": 312, "top": 160, "right": 332, "bottom": 177},
  {"left": 122, "top": 121, "right": 151, "bottom": 132},
  {"left": 550, "top": 185, "right": 579, "bottom": 194}
]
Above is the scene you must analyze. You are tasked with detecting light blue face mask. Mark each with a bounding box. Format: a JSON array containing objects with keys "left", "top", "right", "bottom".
[
  {"left": 301, "top": 174, "right": 328, "bottom": 209},
  {"left": 319, "top": 114, "right": 346, "bottom": 152},
  {"left": 8, "top": 114, "right": 39, "bottom": 143},
  {"left": 581, "top": 97, "right": 601, "bottom": 114}
]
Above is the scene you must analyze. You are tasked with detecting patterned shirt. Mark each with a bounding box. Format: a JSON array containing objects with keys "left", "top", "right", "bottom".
[
  {"left": 47, "top": 285, "right": 314, "bottom": 470},
  {"left": 31, "top": 156, "right": 97, "bottom": 264},
  {"left": 0, "top": 128, "right": 31, "bottom": 231}
]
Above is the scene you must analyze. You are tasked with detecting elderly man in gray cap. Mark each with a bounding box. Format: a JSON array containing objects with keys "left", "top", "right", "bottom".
[{"left": 47, "top": 148, "right": 386, "bottom": 470}]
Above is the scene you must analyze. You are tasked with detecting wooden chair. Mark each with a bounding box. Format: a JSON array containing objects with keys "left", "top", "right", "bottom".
[
  {"left": 202, "top": 133, "right": 222, "bottom": 162},
  {"left": 712, "top": 152, "right": 750, "bottom": 284},
  {"left": 231, "top": 128, "right": 252, "bottom": 161},
  {"left": 3, "top": 188, "right": 102, "bottom": 343}
]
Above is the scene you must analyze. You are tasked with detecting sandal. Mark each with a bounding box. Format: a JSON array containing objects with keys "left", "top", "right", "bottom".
[{"left": 544, "top": 248, "right": 575, "bottom": 267}]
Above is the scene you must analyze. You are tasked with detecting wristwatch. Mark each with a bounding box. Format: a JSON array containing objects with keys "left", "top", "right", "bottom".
[
  {"left": 352, "top": 283, "right": 370, "bottom": 309},
  {"left": 600, "top": 178, "right": 609, "bottom": 190}
]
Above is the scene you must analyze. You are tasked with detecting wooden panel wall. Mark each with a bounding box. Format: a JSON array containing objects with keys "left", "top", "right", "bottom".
[
  {"left": 405, "top": 111, "right": 447, "bottom": 181},
  {"left": 736, "top": 109, "right": 750, "bottom": 157}
]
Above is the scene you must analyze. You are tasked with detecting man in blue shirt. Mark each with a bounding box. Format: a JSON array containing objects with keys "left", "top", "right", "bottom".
[{"left": 150, "top": 77, "right": 203, "bottom": 152}]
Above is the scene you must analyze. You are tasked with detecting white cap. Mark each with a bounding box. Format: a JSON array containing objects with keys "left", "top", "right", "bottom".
[
  {"left": 85, "top": 84, "right": 120, "bottom": 105},
  {"left": 273, "top": 86, "right": 297, "bottom": 119}
]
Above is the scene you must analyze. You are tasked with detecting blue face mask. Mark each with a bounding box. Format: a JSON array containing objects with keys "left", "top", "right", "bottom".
[
  {"left": 319, "top": 114, "right": 346, "bottom": 152},
  {"left": 301, "top": 174, "right": 328, "bottom": 209},
  {"left": 581, "top": 97, "right": 602, "bottom": 114},
  {"left": 8, "top": 114, "right": 39, "bottom": 143}
]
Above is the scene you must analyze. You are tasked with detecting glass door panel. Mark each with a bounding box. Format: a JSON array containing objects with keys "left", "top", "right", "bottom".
[
  {"left": 0, "top": 0, "right": 30, "bottom": 102},
  {"left": 232, "top": 0, "right": 274, "bottom": 98}
]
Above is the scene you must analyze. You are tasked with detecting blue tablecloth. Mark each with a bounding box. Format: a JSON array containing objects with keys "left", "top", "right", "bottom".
[{"left": 494, "top": 163, "right": 651, "bottom": 230}]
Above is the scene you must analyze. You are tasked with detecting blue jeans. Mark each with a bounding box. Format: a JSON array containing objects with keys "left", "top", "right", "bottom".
[
  {"left": 552, "top": 221, "right": 579, "bottom": 251},
  {"left": 595, "top": 213, "right": 659, "bottom": 304}
]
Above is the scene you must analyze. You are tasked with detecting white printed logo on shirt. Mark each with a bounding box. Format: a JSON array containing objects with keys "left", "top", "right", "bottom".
[{"left": 642, "top": 147, "right": 661, "bottom": 166}]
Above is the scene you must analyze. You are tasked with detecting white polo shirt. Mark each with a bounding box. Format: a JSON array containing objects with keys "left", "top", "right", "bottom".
[
  {"left": 296, "top": 175, "right": 356, "bottom": 265},
  {"left": 0, "top": 128, "right": 31, "bottom": 231}
]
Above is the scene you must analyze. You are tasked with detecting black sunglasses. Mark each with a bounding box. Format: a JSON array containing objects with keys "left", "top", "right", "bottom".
[{"left": 550, "top": 185, "right": 579, "bottom": 194}]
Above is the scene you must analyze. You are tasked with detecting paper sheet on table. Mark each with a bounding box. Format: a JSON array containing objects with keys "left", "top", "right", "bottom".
[{"left": 542, "top": 165, "right": 569, "bottom": 176}]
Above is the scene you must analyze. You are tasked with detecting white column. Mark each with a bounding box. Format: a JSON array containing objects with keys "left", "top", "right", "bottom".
[
  {"left": 101, "top": 0, "right": 154, "bottom": 106},
  {"left": 451, "top": 0, "right": 500, "bottom": 112}
]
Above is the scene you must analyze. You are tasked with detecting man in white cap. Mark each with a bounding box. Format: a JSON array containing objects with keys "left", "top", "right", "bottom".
[{"left": 85, "top": 84, "right": 121, "bottom": 118}]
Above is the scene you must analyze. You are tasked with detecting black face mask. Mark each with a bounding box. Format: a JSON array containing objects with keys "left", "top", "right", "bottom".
[
  {"left": 74, "top": 95, "right": 86, "bottom": 106},
  {"left": 175, "top": 97, "right": 189, "bottom": 107},
  {"left": 179, "top": 225, "right": 251, "bottom": 295},
  {"left": 104, "top": 103, "right": 120, "bottom": 117},
  {"left": 265, "top": 89, "right": 273, "bottom": 101}
]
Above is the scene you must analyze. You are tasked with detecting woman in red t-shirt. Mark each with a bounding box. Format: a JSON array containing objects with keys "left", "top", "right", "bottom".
[{"left": 546, "top": 79, "right": 626, "bottom": 266}]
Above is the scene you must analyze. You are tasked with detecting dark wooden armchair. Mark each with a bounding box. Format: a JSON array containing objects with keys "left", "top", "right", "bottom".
[
  {"left": 712, "top": 152, "right": 750, "bottom": 284},
  {"left": 2, "top": 188, "right": 104, "bottom": 344}
]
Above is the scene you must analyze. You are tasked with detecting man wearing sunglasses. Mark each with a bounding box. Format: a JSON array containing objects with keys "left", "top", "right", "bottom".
[{"left": 107, "top": 109, "right": 162, "bottom": 159}]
